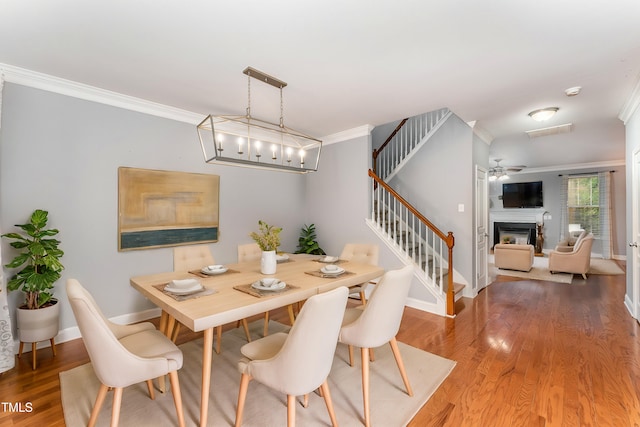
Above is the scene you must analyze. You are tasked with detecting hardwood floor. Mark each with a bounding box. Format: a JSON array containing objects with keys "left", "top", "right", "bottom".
[{"left": 2, "top": 264, "right": 639, "bottom": 426}]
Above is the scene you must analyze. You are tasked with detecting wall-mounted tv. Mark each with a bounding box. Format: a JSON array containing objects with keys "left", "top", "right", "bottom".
[{"left": 502, "top": 181, "right": 543, "bottom": 208}]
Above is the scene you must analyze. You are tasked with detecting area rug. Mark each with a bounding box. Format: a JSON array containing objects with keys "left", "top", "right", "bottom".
[
  {"left": 489, "top": 254, "right": 573, "bottom": 284},
  {"left": 588, "top": 258, "right": 625, "bottom": 275},
  {"left": 489, "top": 255, "right": 625, "bottom": 284},
  {"left": 60, "top": 321, "right": 456, "bottom": 426}
]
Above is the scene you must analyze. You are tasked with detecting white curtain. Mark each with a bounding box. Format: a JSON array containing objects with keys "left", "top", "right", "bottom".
[
  {"left": 559, "top": 175, "right": 569, "bottom": 242},
  {"left": 0, "top": 71, "right": 15, "bottom": 373},
  {"left": 599, "top": 171, "right": 613, "bottom": 259}
]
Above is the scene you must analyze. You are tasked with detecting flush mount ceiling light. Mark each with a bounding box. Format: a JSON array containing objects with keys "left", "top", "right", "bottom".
[
  {"left": 528, "top": 107, "right": 559, "bottom": 122},
  {"left": 197, "top": 67, "right": 322, "bottom": 173}
]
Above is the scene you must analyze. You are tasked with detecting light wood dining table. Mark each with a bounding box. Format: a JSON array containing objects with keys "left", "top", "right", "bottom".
[{"left": 130, "top": 253, "right": 384, "bottom": 427}]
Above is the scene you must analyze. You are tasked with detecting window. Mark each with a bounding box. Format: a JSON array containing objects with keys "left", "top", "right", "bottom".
[{"left": 567, "top": 175, "right": 600, "bottom": 237}]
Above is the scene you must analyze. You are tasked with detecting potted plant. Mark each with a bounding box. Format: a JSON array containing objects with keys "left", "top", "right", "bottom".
[
  {"left": 294, "top": 224, "right": 326, "bottom": 255},
  {"left": 249, "top": 220, "right": 282, "bottom": 274},
  {"left": 2, "top": 209, "right": 64, "bottom": 368}
]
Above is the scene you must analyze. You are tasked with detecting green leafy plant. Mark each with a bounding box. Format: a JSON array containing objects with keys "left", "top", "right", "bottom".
[
  {"left": 2, "top": 209, "right": 64, "bottom": 309},
  {"left": 249, "top": 220, "right": 282, "bottom": 252},
  {"left": 294, "top": 224, "right": 326, "bottom": 255}
]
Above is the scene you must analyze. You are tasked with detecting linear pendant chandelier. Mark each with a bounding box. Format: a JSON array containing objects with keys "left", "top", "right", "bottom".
[{"left": 197, "top": 67, "right": 322, "bottom": 173}]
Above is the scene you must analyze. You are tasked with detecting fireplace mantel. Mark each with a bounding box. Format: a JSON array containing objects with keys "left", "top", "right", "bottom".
[{"left": 490, "top": 208, "right": 546, "bottom": 247}]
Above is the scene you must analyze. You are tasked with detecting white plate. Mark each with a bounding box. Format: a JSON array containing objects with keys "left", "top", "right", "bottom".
[
  {"left": 319, "top": 256, "right": 339, "bottom": 263},
  {"left": 251, "top": 280, "right": 286, "bottom": 291},
  {"left": 321, "top": 266, "right": 345, "bottom": 275},
  {"left": 276, "top": 254, "right": 289, "bottom": 263},
  {"left": 170, "top": 278, "right": 201, "bottom": 288},
  {"left": 165, "top": 283, "right": 203, "bottom": 295},
  {"left": 201, "top": 266, "right": 228, "bottom": 275}
]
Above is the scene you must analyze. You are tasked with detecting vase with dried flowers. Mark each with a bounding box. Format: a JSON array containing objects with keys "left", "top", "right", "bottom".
[{"left": 249, "top": 220, "right": 282, "bottom": 274}]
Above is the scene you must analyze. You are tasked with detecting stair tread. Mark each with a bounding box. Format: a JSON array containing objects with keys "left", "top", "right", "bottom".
[{"left": 453, "top": 282, "right": 465, "bottom": 294}]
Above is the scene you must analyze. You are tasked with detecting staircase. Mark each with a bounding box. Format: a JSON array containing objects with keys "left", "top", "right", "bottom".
[{"left": 368, "top": 109, "right": 464, "bottom": 316}]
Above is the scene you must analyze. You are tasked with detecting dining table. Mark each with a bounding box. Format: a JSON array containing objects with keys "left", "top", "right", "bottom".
[{"left": 130, "top": 253, "right": 384, "bottom": 427}]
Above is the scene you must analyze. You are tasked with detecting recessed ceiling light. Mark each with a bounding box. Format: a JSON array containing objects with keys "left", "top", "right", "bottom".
[
  {"left": 565, "top": 86, "right": 582, "bottom": 96},
  {"left": 528, "top": 107, "right": 559, "bottom": 122}
]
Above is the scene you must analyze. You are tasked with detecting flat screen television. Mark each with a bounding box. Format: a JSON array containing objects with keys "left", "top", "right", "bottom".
[{"left": 502, "top": 181, "right": 543, "bottom": 208}]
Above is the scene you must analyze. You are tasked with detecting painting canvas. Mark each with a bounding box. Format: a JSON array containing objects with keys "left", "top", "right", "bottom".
[{"left": 118, "top": 167, "right": 219, "bottom": 251}]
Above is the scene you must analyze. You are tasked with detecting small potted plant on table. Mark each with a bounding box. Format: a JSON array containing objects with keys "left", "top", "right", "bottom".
[
  {"left": 250, "top": 220, "right": 282, "bottom": 274},
  {"left": 2, "top": 209, "right": 64, "bottom": 369}
]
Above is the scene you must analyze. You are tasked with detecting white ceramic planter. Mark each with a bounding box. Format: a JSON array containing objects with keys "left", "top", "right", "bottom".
[{"left": 16, "top": 299, "right": 60, "bottom": 343}]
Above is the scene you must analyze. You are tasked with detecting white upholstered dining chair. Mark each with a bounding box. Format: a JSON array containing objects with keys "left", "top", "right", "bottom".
[
  {"left": 339, "top": 264, "right": 414, "bottom": 427},
  {"left": 237, "top": 242, "right": 296, "bottom": 336},
  {"left": 234, "top": 286, "right": 349, "bottom": 427},
  {"left": 66, "top": 279, "right": 185, "bottom": 427},
  {"left": 173, "top": 244, "right": 251, "bottom": 353},
  {"left": 339, "top": 243, "right": 380, "bottom": 305}
]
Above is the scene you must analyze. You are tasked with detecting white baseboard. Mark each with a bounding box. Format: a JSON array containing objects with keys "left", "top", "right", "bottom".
[{"left": 12, "top": 307, "right": 162, "bottom": 354}]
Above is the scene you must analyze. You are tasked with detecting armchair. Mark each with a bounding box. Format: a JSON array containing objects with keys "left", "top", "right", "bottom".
[{"left": 548, "top": 232, "right": 594, "bottom": 279}]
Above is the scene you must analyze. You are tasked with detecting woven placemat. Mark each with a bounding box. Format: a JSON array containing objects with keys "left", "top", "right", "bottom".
[
  {"left": 304, "top": 270, "right": 355, "bottom": 279},
  {"left": 233, "top": 282, "right": 299, "bottom": 298},
  {"left": 153, "top": 283, "right": 217, "bottom": 301},
  {"left": 188, "top": 268, "right": 241, "bottom": 278}
]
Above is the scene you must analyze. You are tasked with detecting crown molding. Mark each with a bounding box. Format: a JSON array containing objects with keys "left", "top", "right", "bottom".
[
  {"left": 321, "top": 124, "right": 374, "bottom": 145},
  {"left": 467, "top": 120, "right": 494, "bottom": 145},
  {"left": 0, "top": 63, "right": 203, "bottom": 124},
  {"left": 514, "top": 159, "right": 625, "bottom": 175},
  {"left": 619, "top": 75, "right": 640, "bottom": 124}
]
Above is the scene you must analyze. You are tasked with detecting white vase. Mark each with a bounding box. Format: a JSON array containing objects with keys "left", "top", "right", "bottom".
[{"left": 261, "top": 250, "right": 277, "bottom": 275}]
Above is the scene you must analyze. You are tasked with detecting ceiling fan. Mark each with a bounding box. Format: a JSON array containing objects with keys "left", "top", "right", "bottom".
[{"left": 488, "top": 159, "right": 526, "bottom": 181}]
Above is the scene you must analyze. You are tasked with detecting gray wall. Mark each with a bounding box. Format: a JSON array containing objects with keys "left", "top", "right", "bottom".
[
  {"left": 0, "top": 83, "right": 309, "bottom": 332},
  {"left": 388, "top": 114, "right": 475, "bottom": 287}
]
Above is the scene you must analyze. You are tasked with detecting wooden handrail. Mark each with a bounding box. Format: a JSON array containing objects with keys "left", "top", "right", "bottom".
[
  {"left": 372, "top": 118, "right": 408, "bottom": 175},
  {"left": 368, "top": 169, "right": 454, "bottom": 249},
  {"left": 369, "top": 168, "right": 456, "bottom": 315}
]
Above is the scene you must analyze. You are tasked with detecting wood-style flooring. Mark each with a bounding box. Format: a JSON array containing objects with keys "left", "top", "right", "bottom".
[{"left": 1, "top": 262, "right": 639, "bottom": 426}]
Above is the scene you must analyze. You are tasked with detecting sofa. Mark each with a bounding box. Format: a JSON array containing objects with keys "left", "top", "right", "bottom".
[
  {"left": 494, "top": 243, "right": 535, "bottom": 272},
  {"left": 548, "top": 232, "right": 594, "bottom": 279}
]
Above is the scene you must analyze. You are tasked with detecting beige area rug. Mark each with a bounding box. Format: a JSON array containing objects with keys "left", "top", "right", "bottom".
[
  {"left": 489, "top": 255, "right": 625, "bottom": 284},
  {"left": 60, "top": 321, "right": 456, "bottom": 426},
  {"left": 588, "top": 258, "right": 625, "bottom": 275},
  {"left": 489, "top": 254, "right": 573, "bottom": 284}
]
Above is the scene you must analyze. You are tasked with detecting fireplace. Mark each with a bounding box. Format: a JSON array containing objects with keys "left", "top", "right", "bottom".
[{"left": 493, "top": 222, "right": 537, "bottom": 248}]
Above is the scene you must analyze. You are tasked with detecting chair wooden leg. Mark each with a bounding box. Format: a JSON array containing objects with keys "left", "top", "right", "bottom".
[
  {"left": 264, "top": 311, "right": 270, "bottom": 337},
  {"left": 215, "top": 326, "right": 222, "bottom": 354},
  {"left": 146, "top": 379, "right": 156, "bottom": 400},
  {"left": 235, "top": 373, "right": 251, "bottom": 427},
  {"left": 320, "top": 380, "right": 338, "bottom": 427},
  {"left": 88, "top": 384, "right": 109, "bottom": 427},
  {"left": 389, "top": 337, "right": 413, "bottom": 396},
  {"left": 50, "top": 338, "right": 57, "bottom": 356},
  {"left": 169, "top": 370, "right": 186, "bottom": 427},
  {"left": 18, "top": 341, "right": 24, "bottom": 358},
  {"left": 287, "top": 304, "right": 296, "bottom": 326},
  {"left": 361, "top": 347, "right": 371, "bottom": 427},
  {"left": 111, "top": 387, "right": 123, "bottom": 427},
  {"left": 31, "top": 342, "right": 37, "bottom": 370},
  {"left": 241, "top": 318, "right": 252, "bottom": 342},
  {"left": 302, "top": 393, "right": 309, "bottom": 408},
  {"left": 348, "top": 345, "right": 354, "bottom": 366},
  {"left": 287, "top": 394, "right": 296, "bottom": 427}
]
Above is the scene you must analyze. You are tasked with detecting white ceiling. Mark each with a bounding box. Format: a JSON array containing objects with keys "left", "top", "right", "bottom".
[{"left": 1, "top": 1, "right": 640, "bottom": 171}]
